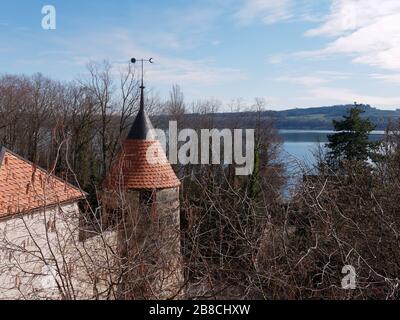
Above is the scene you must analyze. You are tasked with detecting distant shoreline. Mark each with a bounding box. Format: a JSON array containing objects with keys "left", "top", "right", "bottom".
[
  {"left": 279, "top": 129, "right": 385, "bottom": 134},
  {"left": 154, "top": 104, "right": 400, "bottom": 131},
  {"left": 279, "top": 130, "right": 385, "bottom": 143}
]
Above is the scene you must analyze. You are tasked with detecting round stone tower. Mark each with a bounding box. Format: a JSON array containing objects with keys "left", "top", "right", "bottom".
[{"left": 104, "top": 76, "right": 182, "bottom": 299}]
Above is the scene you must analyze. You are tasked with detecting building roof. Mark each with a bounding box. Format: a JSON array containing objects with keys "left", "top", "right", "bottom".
[
  {"left": 0, "top": 146, "right": 85, "bottom": 218},
  {"left": 105, "top": 84, "right": 180, "bottom": 190},
  {"left": 126, "top": 85, "right": 155, "bottom": 140},
  {"left": 105, "top": 140, "right": 180, "bottom": 189}
]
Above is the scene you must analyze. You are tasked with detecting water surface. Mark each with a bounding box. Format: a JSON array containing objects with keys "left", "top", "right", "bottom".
[{"left": 280, "top": 130, "right": 384, "bottom": 165}]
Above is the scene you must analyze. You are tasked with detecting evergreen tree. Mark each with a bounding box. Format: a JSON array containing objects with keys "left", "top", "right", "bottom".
[{"left": 325, "top": 103, "right": 380, "bottom": 169}]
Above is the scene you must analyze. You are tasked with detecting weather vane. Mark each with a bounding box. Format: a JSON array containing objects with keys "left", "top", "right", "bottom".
[{"left": 131, "top": 57, "right": 154, "bottom": 88}]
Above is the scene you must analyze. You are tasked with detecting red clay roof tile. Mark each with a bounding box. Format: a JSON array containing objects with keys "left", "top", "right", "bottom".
[
  {"left": 0, "top": 147, "right": 85, "bottom": 217},
  {"left": 105, "top": 140, "right": 180, "bottom": 190}
]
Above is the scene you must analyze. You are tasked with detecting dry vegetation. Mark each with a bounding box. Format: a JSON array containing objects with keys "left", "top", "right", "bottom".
[{"left": 1, "top": 62, "right": 400, "bottom": 299}]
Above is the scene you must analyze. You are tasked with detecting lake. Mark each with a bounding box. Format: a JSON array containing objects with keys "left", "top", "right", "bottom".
[
  {"left": 280, "top": 130, "right": 385, "bottom": 166},
  {"left": 279, "top": 130, "right": 385, "bottom": 194}
]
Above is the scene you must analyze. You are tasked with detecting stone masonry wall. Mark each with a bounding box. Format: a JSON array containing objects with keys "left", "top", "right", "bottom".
[{"left": 117, "top": 187, "right": 183, "bottom": 299}]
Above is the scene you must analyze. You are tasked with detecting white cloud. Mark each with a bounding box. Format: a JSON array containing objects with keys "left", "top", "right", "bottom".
[
  {"left": 234, "top": 0, "right": 293, "bottom": 25},
  {"left": 234, "top": 0, "right": 323, "bottom": 25},
  {"left": 153, "top": 5, "right": 223, "bottom": 50},
  {"left": 147, "top": 57, "right": 247, "bottom": 86},
  {"left": 275, "top": 75, "right": 330, "bottom": 86},
  {"left": 61, "top": 29, "right": 246, "bottom": 87},
  {"left": 275, "top": 71, "right": 350, "bottom": 87},
  {"left": 266, "top": 54, "right": 287, "bottom": 64},
  {"left": 306, "top": 0, "right": 400, "bottom": 37},
  {"left": 306, "top": 86, "right": 400, "bottom": 108},
  {"left": 142, "top": 32, "right": 184, "bottom": 50},
  {"left": 369, "top": 73, "right": 400, "bottom": 84},
  {"left": 304, "top": 0, "right": 400, "bottom": 71}
]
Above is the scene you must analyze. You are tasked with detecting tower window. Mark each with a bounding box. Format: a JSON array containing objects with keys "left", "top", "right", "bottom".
[
  {"left": 139, "top": 190, "right": 157, "bottom": 217},
  {"left": 139, "top": 190, "right": 155, "bottom": 206}
]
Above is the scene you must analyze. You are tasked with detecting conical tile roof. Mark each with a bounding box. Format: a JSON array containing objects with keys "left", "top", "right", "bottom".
[{"left": 105, "top": 85, "right": 180, "bottom": 190}]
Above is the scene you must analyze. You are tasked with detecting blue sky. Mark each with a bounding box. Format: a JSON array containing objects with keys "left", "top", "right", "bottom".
[{"left": 1, "top": 0, "right": 400, "bottom": 110}]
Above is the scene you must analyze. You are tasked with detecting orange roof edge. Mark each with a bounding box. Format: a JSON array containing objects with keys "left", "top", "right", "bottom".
[
  {"left": 0, "top": 146, "right": 87, "bottom": 217},
  {"left": 0, "top": 145, "right": 87, "bottom": 196}
]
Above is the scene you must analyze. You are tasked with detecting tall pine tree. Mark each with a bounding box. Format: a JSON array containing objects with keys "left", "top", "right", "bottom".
[{"left": 325, "top": 103, "right": 380, "bottom": 170}]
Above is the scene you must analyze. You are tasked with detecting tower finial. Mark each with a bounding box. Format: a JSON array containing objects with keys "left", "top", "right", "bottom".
[
  {"left": 131, "top": 57, "right": 154, "bottom": 87},
  {"left": 131, "top": 58, "right": 154, "bottom": 112},
  {"left": 127, "top": 58, "right": 155, "bottom": 140}
]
